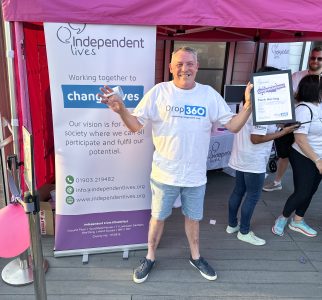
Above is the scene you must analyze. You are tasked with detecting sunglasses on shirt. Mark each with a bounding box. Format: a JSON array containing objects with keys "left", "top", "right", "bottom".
[{"left": 310, "top": 56, "right": 322, "bottom": 62}]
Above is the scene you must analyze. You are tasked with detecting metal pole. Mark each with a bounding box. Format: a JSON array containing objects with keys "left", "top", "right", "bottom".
[
  {"left": 30, "top": 216, "right": 48, "bottom": 299},
  {"left": 24, "top": 128, "right": 48, "bottom": 300},
  {"left": 25, "top": 192, "right": 48, "bottom": 300}
]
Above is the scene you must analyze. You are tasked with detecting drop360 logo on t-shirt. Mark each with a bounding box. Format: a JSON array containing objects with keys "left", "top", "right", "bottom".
[
  {"left": 165, "top": 104, "right": 206, "bottom": 118},
  {"left": 185, "top": 105, "right": 206, "bottom": 117}
]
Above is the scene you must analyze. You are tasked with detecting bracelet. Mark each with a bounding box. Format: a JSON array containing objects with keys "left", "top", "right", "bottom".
[{"left": 314, "top": 157, "right": 321, "bottom": 163}]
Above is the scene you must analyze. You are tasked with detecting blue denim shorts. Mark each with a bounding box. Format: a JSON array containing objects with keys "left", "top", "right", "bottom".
[{"left": 150, "top": 178, "right": 206, "bottom": 221}]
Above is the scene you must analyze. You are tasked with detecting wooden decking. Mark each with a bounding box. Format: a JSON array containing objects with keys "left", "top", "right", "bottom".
[{"left": 1, "top": 168, "right": 322, "bottom": 299}]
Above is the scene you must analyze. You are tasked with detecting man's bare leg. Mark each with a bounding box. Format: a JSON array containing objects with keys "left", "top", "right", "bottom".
[
  {"left": 133, "top": 217, "right": 164, "bottom": 283},
  {"left": 185, "top": 216, "right": 217, "bottom": 280},
  {"left": 185, "top": 216, "right": 200, "bottom": 259},
  {"left": 146, "top": 217, "right": 165, "bottom": 261}
]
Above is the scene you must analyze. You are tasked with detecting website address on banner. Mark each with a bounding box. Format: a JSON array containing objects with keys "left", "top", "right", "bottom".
[{"left": 76, "top": 193, "right": 146, "bottom": 202}]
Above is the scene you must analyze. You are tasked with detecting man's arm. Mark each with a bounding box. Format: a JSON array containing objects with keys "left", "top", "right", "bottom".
[
  {"left": 224, "top": 83, "right": 253, "bottom": 133},
  {"left": 117, "top": 106, "right": 143, "bottom": 132},
  {"left": 97, "top": 85, "right": 143, "bottom": 132}
]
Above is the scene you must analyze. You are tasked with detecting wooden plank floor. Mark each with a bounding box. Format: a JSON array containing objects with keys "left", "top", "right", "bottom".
[{"left": 1, "top": 167, "right": 322, "bottom": 299}]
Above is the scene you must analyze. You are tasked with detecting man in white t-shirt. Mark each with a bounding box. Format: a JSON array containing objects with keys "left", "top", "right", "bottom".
[
  {"left": 98, "top": 47, "right": 252, "bottom": 283},
  {"left": 263, "top": 46, "right": 322, "bottom": 192}
]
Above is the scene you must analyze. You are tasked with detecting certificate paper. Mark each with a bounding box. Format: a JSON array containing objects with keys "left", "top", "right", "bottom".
[{"left": 251, "top": 70, "right": 295, "bottom": 125}]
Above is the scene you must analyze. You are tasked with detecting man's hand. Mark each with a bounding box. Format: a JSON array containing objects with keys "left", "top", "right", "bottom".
[
  {"left": 97, "top": 85, "right": 125, "bottom": 114},
  {"left": 244, "top": 82, "right": 253, "bottom": 111},
  {"left": 97, "top": 85, "right": 143, "bottom": 132}
]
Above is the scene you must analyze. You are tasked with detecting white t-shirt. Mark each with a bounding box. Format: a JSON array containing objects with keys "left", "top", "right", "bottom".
[
  {"left": 292, "top": 102, "right": 322, "bottom": 157},
  {"left": 132, "top": 81, "right": 234, "bottom": 186},
  {"left": 229, "top": 111, "right": 276, "bottom": 173}
]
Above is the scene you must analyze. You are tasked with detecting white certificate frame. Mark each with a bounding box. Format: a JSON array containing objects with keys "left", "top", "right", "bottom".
[{"left": 251, "top": 70, "right": 296, "bottom": 125}]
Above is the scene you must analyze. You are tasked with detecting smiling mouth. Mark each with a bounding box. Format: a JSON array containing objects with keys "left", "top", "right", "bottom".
[{"left": 179, "top": 74, "right": 191, "bottom": 78}]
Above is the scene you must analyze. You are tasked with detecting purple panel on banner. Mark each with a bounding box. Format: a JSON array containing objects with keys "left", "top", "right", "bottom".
[{"left": 55, "top": 209, "right": 151, "bottom": 251}]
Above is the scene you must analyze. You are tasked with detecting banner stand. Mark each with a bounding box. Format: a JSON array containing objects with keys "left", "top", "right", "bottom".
[{"left": 54, "top": 243, "right": 147, "bottom": 260}]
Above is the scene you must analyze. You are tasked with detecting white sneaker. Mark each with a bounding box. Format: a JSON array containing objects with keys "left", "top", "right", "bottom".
[
  {"left": 226, "top": 224, "right": 240, "bottom": 234},
  {"left": 237, "top": 231, "right": 266, "bottom": 246},
  {"left": 262, "top": 181, "right": 282, "bottom": 192}
]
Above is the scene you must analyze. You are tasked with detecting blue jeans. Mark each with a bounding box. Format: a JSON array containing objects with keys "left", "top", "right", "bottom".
[{"left": 228, "top": 170, "right": 265, "bottom": 234}]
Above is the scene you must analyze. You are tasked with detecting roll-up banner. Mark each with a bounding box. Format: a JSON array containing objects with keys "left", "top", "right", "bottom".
[{"left": 44, "top": 23, "right": 156, "bottom": 256}]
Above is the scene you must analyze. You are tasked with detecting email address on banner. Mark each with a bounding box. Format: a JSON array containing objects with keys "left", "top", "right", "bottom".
[{"left": 91, "top": 184, "right": 146, "bottom": 192}]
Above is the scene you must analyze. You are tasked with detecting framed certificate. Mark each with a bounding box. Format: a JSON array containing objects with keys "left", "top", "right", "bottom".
[{"left": 250, "top": 70, "right": 296, "bottom": 125}]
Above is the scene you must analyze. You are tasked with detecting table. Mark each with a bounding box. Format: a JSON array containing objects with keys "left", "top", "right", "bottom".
[{"left": 207, "top": 130, "right": 234, "bottom": 170}]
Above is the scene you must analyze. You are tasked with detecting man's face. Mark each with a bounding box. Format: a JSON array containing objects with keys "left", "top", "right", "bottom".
[
  {"left": 308, "top": 50, "right": 322, "bottom": 73},
  {"left": 169, "top": 50, "right": 199, "bottom": 89}
]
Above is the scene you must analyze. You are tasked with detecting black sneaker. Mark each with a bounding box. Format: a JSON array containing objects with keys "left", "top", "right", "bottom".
[
  {"left": 189, "top": 256, "right": 217, "bottom": 281},
  {"left": 133, "top": 258, "right": 155, "bottom": 283}
]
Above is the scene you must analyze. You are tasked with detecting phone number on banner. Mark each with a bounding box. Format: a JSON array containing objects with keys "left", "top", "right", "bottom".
[{"left": 75, "top": 177, "right": 115, "bottom": 183}]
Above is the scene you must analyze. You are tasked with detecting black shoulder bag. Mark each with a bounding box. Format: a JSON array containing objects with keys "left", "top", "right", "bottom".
[{"left": 274, "top": 104, "right": 313, "bottom": 158}]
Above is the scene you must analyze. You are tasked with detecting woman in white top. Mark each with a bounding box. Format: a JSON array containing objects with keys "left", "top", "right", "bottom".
[
  {"left": 226, "top": 66, "right": 298, "bottom": 246},
  {"left": 272, "top": 75, "right": 322, "bottom": 237}
]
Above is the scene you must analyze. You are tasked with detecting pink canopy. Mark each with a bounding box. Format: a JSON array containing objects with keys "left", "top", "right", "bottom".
[
  {"left": 2, "top": 0, "right": 322, "bottom": 42},
  {"left": 2, "top": 0, "right": 322, "bottom": 188}
]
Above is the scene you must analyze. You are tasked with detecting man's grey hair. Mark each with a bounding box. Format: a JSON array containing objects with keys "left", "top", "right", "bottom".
[
  {"left": 312, "top": 46, "right": 322, "bottom": 53},
  {"left": 171, "top": 46, "right": 198, "bottom": 61}
]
